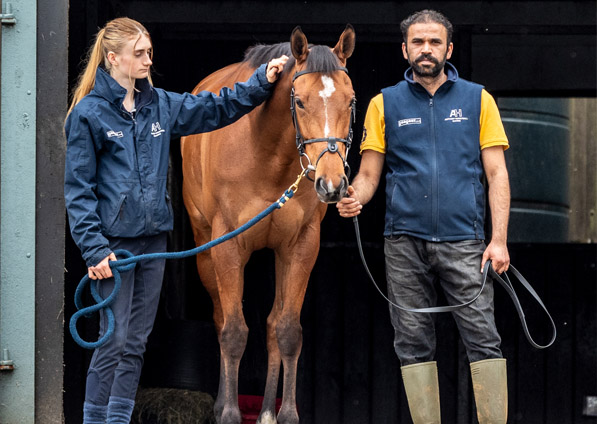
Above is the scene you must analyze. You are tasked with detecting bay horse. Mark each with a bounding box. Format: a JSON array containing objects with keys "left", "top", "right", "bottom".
[{"left": 181, "top": 25, "right": 356, "bottom": 424}]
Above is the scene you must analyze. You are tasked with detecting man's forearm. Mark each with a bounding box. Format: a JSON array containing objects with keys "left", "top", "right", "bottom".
[
  {"left": 350, "top": 149, "right": 385, "bottom": 206},
  {"left": 488, "top": 171, "right": 510, "bottom": 243},
  {"left": 351, "top": 173, "right": 380, "bottom": 206}
]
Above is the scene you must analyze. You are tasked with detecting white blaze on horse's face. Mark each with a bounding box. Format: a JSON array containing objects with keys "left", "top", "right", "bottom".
[{"left": 318, "top": 75, "right": 336, "bottom": 137}]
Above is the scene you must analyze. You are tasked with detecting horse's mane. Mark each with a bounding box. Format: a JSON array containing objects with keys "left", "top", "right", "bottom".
[{"left": 243, "top": 42, "right": 344, "bottom": 75}]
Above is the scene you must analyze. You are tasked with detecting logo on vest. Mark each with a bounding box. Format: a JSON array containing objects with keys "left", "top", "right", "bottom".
[
  {"left": 398, "top": 118, "right": 422, "bottom": 127},
  {"left": 445, "top": 109, "right": 469, "bottom": 123},
  {"left": 106, "top": 130, "right": 124, "bottom": 138},
  {"left": 151, "top": 122, "right": 165, "bottom": 137}
]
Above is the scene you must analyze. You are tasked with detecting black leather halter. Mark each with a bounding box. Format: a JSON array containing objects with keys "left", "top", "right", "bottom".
[{"left": 290, "top": 67, "right": 356, "bottom": 181}]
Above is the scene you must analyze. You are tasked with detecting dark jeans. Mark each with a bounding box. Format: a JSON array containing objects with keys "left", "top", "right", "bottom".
[
  {"left": 85, "top": 233, "right": 167, "bottom": 405},
  {"left": 384, "top": 235, "right": 502, "bottom": 366}
]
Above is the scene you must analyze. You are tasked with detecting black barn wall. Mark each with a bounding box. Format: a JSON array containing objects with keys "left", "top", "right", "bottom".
[
  {"left": 37, "top": 0, "right": 69, "bottom": 422},
  {"left": 64, "top": 1, "right": 597, "bottom": 423}
]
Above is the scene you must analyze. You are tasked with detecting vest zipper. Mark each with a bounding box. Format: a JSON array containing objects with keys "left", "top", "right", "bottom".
[{"left": 429, "top": 97, "right": 439, "bottom": 241}]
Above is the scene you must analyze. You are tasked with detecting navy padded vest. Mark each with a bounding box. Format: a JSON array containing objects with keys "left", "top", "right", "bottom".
[{"left": 382, "top": 64, "right": 485, "bottom": 241}]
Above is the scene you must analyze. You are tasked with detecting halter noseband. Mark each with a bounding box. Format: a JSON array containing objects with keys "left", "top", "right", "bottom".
[{"left": 290, "top": 67, "right": 356, "bottom": 181}]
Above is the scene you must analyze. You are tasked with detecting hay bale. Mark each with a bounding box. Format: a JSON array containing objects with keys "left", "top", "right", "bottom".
[{"left": 132, "top": 387, "right": 216, "bottom": 424}]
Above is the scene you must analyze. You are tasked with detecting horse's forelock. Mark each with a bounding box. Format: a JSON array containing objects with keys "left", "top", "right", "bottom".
[{"left": 304, "top": 45, "right": 344, "bottom": 74}]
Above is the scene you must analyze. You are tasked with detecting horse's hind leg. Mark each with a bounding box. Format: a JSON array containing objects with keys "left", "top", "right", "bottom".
[{"left": 258, "top": 293, "right": 283, "bottom": 424}]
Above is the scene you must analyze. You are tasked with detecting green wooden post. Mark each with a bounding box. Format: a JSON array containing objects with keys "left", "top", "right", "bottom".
[{"left": 0, "top": 0, "right": 37, "bottom": 422}]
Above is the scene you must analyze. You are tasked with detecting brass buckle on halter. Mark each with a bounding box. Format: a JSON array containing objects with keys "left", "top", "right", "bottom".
[
  {"left": 289, "top": 169, "right": 306, "bottom": 194},
  {"left": 277, "top": 170, "right": 306, "bottom": 208}
]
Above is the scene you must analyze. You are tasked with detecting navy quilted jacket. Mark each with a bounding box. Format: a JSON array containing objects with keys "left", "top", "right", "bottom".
[{"left": 65, "top": 65, "right": 272, "bottom": 267}]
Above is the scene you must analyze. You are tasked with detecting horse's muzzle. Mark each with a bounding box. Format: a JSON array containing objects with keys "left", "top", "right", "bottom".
[{"left": 315, "top": 175, "right": 348, "bottom": 203}]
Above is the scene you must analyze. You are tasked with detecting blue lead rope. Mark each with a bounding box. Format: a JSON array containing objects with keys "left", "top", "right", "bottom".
[{"left": 70, "top": 187, "right": 298, "bottom": 349}]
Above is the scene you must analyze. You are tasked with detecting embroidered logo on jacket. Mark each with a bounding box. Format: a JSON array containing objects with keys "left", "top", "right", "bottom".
[
  {"left": 151, "top": 122, "right": 165, "bottom": 137},
  {"left": 107, "top": 130, "right": 124, "bottom": 138},
  {"left": 444, "top": 109, "right": 469, "bottom": 123},
  {"left": 398, "top": 118, "right": 422, "bottom": 127}
]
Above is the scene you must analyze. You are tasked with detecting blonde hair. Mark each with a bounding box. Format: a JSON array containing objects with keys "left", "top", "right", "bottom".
[{"left": 67, "top": 17, "right": 153, "bottom": 116}]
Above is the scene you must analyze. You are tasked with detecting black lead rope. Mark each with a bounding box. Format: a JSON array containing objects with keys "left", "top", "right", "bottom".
[
  {"left": 352, "top": 216, "right": 557, "bottom": 349},
  {"left": 488, "top": 264, "right": 557, "bottom": 349}
]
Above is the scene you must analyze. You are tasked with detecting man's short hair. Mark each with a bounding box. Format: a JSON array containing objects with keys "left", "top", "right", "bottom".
[{"left": 400, "top": 9, "right": 453, "bottom": 45}]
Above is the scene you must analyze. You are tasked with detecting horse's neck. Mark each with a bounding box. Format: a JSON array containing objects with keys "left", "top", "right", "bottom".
[{"left": 251, "top": 75, "right": 297, "bottom": 163}]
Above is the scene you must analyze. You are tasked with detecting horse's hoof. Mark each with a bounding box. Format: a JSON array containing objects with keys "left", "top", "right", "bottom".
[
  {"left": 276, "top": 408, "right": 299, "bottom": 424},
  {"left": 220, "top": 406, "right": 242, "bottom": 424},
  {"left": 257, "top": 410, "right": 277, "bottom": 424}
]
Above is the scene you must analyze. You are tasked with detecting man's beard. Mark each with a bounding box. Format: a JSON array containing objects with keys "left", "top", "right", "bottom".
[{"left": 410, "top": 53, "right": 446, "bottom": 78}]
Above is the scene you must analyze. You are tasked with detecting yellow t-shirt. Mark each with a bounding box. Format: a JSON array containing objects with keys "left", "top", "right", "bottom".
[{"left": 360, "top": 90, "right": 509, "bottom": 154}]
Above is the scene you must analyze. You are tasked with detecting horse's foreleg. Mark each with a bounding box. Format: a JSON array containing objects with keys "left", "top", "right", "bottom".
[
  {"left": 274, "top": 233, "right": 320, "bottom": 424},
  {"left": 218, "top": 310, "right": 248, "bottom": 424},
  {"left": 211, "top": 235, "right": 250, "bottom": 424},
  {"left": 195, "top": 251, "right": 228, "bottom": 421}
]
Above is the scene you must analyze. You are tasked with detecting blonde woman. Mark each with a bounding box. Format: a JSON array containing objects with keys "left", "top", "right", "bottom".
[{"left": 65, "top": 17, "right": 287, "bottom": 423}]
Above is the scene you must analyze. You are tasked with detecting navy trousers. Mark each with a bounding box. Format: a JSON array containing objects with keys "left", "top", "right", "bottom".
[{"left": 85, "top": 233, "right": 167, "bottom": 405}]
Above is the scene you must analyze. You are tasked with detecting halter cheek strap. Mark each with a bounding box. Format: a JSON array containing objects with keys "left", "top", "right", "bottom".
[{"left": 290, "top": 68, "right": 355, "bottom": 181}]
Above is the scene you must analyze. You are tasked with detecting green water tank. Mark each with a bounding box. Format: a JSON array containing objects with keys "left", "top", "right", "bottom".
[{"left": 498, "top": 98, "right": 570, "bottom": 243}]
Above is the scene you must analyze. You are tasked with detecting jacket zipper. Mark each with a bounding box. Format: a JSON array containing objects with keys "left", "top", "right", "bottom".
[{"left": 125, "top": 109, "right": 148, "bottom": 230}]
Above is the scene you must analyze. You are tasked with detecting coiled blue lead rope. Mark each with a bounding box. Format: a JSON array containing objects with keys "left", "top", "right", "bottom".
[{"left": 70, "top": 181, "right": 301, "bottom": 349}]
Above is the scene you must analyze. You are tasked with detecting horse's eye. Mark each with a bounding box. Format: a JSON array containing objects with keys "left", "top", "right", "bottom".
[{"left": 295, "top": 99, "right": 305, "bottom": 109}]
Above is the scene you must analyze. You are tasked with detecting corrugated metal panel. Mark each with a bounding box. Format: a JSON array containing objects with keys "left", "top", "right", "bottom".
[{"left": 500, "top": 98, "right": 571, "bottom": 243}]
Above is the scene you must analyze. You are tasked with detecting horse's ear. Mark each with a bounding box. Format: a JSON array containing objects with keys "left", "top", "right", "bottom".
[
  {"left": 290, "top": 26, "right": 309, "bottom": 63},
  {"left": 333, "top": 24, "right": 356, "bottom": 65}
]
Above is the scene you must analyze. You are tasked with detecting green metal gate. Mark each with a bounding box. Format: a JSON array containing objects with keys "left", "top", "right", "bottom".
[{"left": 0, "top": 1, "right": 36, "bottom": 422}]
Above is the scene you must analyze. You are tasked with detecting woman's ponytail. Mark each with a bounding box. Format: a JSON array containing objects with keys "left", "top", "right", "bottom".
[{"left": 66, "top": 28, "right": 107, "bottom": 116}]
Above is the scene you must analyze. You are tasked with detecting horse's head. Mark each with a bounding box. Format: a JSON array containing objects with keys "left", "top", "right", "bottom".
[{"left": 290, "top": 25, "right": 356, "bottom": 204}]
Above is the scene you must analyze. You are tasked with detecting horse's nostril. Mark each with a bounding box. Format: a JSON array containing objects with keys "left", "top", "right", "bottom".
[
  {"left": 340, "top": 176, "right": 348, "bottom": 191},
  {"left": 334, "top": 176, "right": 348, "bottom": 195},
  {"left": 316, "top": 177, "right": 326, "bottom": 193}
]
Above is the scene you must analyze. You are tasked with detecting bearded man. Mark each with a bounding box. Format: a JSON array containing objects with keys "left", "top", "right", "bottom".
[{"left": 337, "top": 9, "right": 511, "bottom": 424}]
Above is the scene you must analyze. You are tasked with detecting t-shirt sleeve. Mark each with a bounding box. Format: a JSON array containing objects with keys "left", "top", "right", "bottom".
[
  {"left": 359, "top": 93, "right": 386, "bottom": 154},
  {"left": 480, "top": 89, "right": 509, "bottom": 151}
]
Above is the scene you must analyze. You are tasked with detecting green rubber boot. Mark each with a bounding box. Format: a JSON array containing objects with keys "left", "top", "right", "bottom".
[
  {"left": 470, "top": 358, "right": 508, "bottom": 424},
  {"left": 401, "top": 361, "right": 441, "bottom": 424}
]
